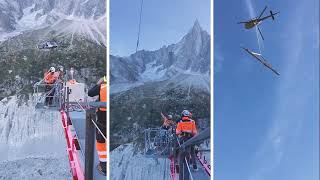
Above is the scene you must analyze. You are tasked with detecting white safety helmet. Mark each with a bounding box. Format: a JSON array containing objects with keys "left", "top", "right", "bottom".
[
  {"left": 181, "top": 110, "right": 191, "bottom": 117},
  {"left": 167, "top": 115, "right": 173, "bottom": 120},
  {"left": 49, "top": 67, "right": 55, "bottom": 72}
]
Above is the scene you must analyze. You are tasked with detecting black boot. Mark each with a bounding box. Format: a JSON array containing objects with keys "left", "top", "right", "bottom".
[
  {"left": 193, "top": 164, "right": 198, "bottom": 171},
  {"left": 97, "top": 162, "right": 106, "bottom": 176}
]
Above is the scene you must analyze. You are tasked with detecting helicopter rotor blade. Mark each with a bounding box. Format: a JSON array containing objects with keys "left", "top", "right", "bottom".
[
  {"left": 257, "top": 26, "right": 265, "bottom": 40},
  {"left": 258, "top": 6, "right": 267, "bottom": 20}
]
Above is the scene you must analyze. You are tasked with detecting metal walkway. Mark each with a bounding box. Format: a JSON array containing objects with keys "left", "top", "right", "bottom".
[
  {"left": 170, "top": 152, "right": 210, "bottom": 180},
  {"left": 190, "top": 160, "right": 210, "bottom": 180},
  {"left": 33, "top": 78, "right": 106, "bottom": 180},
  {"left": 69, "top": 111, "right": 105, "bottom": 180}
]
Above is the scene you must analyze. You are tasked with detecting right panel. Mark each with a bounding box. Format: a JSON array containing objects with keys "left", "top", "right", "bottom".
[
  {"left": 215, "top": 0, "right": 319, "bottom": 179},
  {"left": 109, "top": 0, "right": 212, "bottom": 179}
]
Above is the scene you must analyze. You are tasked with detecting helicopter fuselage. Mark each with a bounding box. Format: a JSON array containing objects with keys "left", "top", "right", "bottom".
[{"left": 244, "top": 19, "right": 261, "bottom": 29}]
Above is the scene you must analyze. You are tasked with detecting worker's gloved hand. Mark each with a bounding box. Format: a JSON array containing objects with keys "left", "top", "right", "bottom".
[
  {"left": 194, "top": 145, "right": 199, "bottom": 154},
  {"left": 97, "top": 77, "right": 104, "bottom": 85}
]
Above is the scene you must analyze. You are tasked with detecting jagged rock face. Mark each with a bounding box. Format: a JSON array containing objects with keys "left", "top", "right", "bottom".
[
  {"left": 0, "top": 0, "right": 106, "bottom": 34},
  {"left": 110, "top": 21, "right": 211, "bottom": 150},
  {"left": 110, "top": 21, "right": 210, "bottom": 86}
]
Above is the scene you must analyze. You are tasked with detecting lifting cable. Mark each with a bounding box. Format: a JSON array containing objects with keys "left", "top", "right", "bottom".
[{"left": 136, "top": 0, "right": 144, "bottom": 53}]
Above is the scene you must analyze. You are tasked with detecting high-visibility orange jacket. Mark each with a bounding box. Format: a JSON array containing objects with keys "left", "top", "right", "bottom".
[
  {"left": 96, "top": 141, "right": 107, "bottom": 162},
  {"left": 44, "top": 72, "right": 56, "bottom": 84},
  {"left": 176, "top": 117, "right": 197, "bottom": 136},
  {"left": 99, "top": 83, "right": 107, "bottom": 111}
]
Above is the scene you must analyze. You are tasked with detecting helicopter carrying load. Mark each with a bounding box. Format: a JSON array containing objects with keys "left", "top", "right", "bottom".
[{"left": 238, "top": 6, "right": 279, "bottom": 40}]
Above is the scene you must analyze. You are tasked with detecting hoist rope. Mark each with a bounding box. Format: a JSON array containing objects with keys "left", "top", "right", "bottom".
[{"left": 136, "top": 0, "right": 144, "bottom": 52}]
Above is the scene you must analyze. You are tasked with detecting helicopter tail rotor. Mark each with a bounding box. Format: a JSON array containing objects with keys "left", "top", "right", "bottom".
[
  {"left": 270, "top": 10, "right": 275, "bottom": 20},
  {"left": 270, "top": 10, "right": 279, "bottom": 20}
]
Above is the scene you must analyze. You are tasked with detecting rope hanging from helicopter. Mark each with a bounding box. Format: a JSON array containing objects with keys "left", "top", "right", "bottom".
[{"left": 135, "top": 0, "right": 144, "bottom": 53}]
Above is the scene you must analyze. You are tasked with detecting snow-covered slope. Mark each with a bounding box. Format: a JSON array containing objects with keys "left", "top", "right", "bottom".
[
  {"left": 110, "top": 20, "right": 210, "bottom": 94},
  {"left": 0, "top": 157, "right": 72, "bottom": 180},
  {"left": 110, "top": 144, "right": 171, "bottom": 180},
  {"left": 0, "top": 0, "right": 106, "bottom": 44},
  {"left": 0, "top": 95, "right": 71, "bottom": 179}
]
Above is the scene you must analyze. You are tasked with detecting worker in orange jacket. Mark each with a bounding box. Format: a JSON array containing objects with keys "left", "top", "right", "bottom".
[
  {"left": 161, "top": 114, "right": 175, "bottom": 130},
  {"left": 44, "top": 67, "right": 57, "bottom": 106},
  {"left": 176, "top": 110, "right": 198, "bottom": 171},
  {"left": 88, "top": 76, "right": 107, "bottom": 176}
]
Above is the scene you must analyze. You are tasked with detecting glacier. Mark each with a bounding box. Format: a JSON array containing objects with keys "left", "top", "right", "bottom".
[
  {"left": 0, "top": 0, "right": 106, "bottom": 44},
  {"left": 110, "top": 144, "right": 171, "bottom": 180},
  {"left": 0, "top": 96, "right": 71, "bottom": 179}
]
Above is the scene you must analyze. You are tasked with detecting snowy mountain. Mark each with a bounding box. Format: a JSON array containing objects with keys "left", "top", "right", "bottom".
[
  {"left": 110, "top": 20, "right": 210, "bottom": 94},
  {"left": 0, "top": 0, "right": 106, "bottom": 44}
]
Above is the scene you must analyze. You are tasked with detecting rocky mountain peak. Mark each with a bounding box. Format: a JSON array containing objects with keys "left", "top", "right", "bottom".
[
  {"left": 191, "top": 19, "right": 202, "bottom": 33},
  {"left": 110, "top": 20, "right": 210, "bottom": 93}
]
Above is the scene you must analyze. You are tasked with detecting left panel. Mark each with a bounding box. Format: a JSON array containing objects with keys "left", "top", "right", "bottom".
[{"left": 0, "top": 0, "right": 107, "bottom": 179}]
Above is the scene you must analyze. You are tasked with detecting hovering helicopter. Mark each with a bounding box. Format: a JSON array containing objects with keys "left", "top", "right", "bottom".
[
  {"left": 241, "top": 47, "right": 280, "bottom": 76},
  {"left": 38, "top": 40, "right": 58, "bottom": 50},
  {"left": 238, "top": 6, "right": 279, "bottom": 40}
]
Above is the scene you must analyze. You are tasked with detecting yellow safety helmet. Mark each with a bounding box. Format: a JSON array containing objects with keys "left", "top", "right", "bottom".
[{"left": 103, "top": 76, "right": 107, "bottom": 83}]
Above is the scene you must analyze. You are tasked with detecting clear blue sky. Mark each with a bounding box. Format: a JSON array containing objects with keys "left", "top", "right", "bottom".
[
  {"left": 110, "top": 0, "right": 211, "bottom": 56},
  {"left": 215, "top": 0, "right": 319, "bottom": 180}
]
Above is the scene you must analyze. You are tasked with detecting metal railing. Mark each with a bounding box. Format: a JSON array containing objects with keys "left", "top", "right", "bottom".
[
  {"left": 33, "top": 81, "right": 63, "bottom": 109},
  {"left": 144, "top": 128, "right": 174, "bottom": 157},
  {"left": 176, "top": 127, "right": 211, "bottom": 180}
]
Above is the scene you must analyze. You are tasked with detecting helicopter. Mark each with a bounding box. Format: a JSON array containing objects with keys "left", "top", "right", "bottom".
[
  {"left": 38, "top": 40, "right": 58, "bottom": 50},
  {"left": 241, "top": 47, "right": 280, "bottom": 76},
  {"left": 238, "top": 6, "right": 279, "bottom": 40}
]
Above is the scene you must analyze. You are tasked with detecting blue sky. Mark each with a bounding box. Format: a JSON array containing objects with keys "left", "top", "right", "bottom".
[
  {"left": 215, "top": 0, "right": 319, "bottom": 180},
  {"left": 110, "top": 0, "right": 210, "bottom": 56}
]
